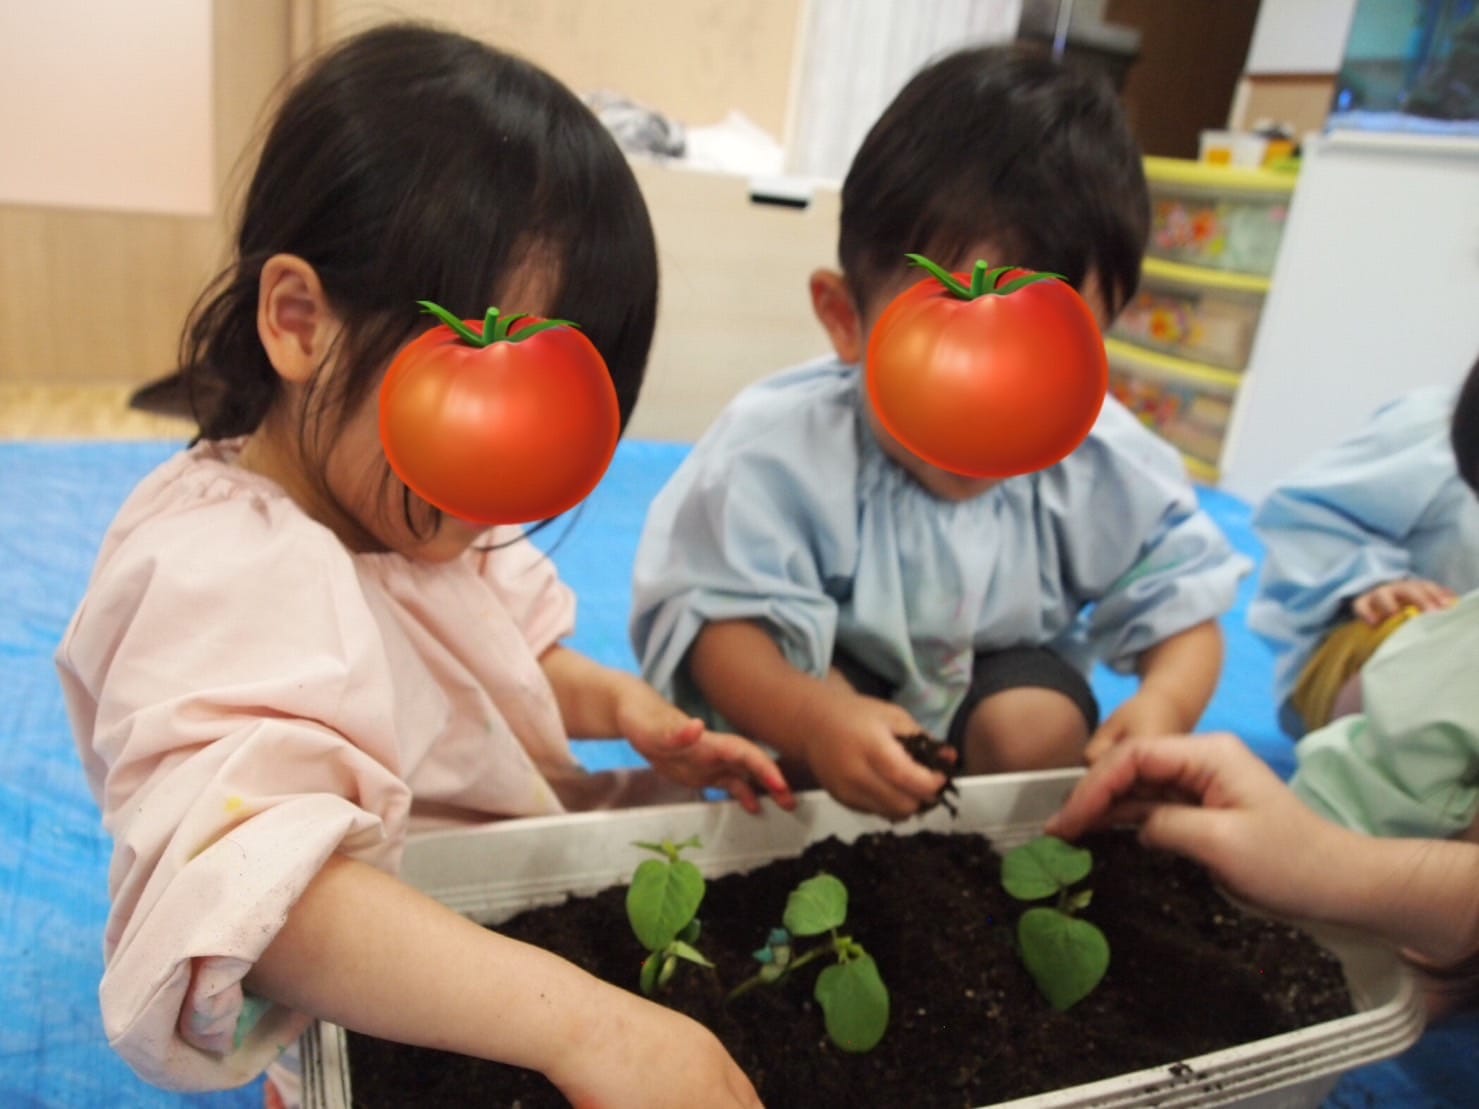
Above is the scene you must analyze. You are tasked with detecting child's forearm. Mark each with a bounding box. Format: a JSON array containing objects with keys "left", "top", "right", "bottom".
[
  {"left": 539, "top": 644, "right": 639, "bottom": 738},
  {"left": 688, "top": 620, "right": 854, "bottom": 762},
  {"left": 247, "top": 855, "right": 616, "bottom": 1082},
  {"left": 1335, "top": 835, "right": 1479, "bottom": 967},
  {"left": 1135, "top": 620, "right": 1223, "bottom": 728}
]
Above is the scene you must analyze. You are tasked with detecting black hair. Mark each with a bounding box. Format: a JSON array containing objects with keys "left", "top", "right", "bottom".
[
  {"left": 179, "top": 23, "right": 658, "bottom": 533},
  {"left": 1452, "top": 351, "right": 1479, "bottom": 496},
  {"left": 839, "top": 43, "right": 1148, "bottom": 319}
]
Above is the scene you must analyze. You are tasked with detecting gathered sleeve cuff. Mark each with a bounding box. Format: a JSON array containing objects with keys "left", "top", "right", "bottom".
[
  {"left": 102, "top": 789, "right": 398, "bottom": 1090},
  {"left": 57, "top": 490, "right": 414, "bottom": 1090},
  {"left": 1053, "top": 404, "right": 1250, "bottom": 672},
  {"left": 630, "top": 413, "right": 857, "bottom": 720}
]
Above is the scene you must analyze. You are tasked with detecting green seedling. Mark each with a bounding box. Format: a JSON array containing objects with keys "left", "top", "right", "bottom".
[
  {"left": 1001, "top": 835, "right": 1109, "bottom": 1011},
  {"left": 626, "top": 836, "right": 713, "bottom": 995},
  {"left": 730, "top": 873, "right": 890, "bottom": 1053}
]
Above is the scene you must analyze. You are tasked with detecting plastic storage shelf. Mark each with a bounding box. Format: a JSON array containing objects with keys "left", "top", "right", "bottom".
[
  {"left": 301, "top": 771, "right": 1425, "bottom": 1109},
  {"left": 1106, "top": 336, "right": 1240, "bottom": 481},
  {"left": 1144, "top": 156, "right": 1295, "bottom": 277},
  {"left": 1117, "top": 157, "right": 1298, "bottom": 480},
  {"left": 1112, "top": 258, "right": 1269, "bottom": 372}
]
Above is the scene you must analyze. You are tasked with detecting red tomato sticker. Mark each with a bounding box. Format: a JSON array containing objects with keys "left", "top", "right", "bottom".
[
  {"left": 379, "top": 301, "right": 619, "bottom": 525},
  {"left": 865, "top": 255, "right": 1108, "bottom": 479}
]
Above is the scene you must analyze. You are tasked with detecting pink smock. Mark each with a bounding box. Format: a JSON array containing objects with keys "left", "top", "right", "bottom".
[{"left": 55, "top": 439, "right": 653, "bottom": 1092}]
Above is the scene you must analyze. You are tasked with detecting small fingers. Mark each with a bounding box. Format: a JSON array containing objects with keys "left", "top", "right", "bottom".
[
  {"left": 884, "top": 756, "right": 947, "bottom": 805},
  {"left": 873, "top": 747, "right": 946, "bottom": 812},
  {"left": 712, "top": 735, "right": 794, "bottom": 805},
  {"left": 829, "top": 761, "right": 927, "bottom": 821},
  {"left": 1084, "top": 723, "right": 1125, "bottom": 764},
  {"left": 1408, "top": 579, "right": 1458, "bottom": 612},
  {"left": 1357, "top": 581, "right": 1445, "bottom": 625},
  {"left": 717, "top": 775, "right": 761, "bottom": 814},
  {"left": 669, "top": 717, "right": 705, "bottom": 749},
  {"left": 682, "top": 733, "right": 795, "bottom": 812},
  {"left": 1351, "top": 592, "right": 1379, "bottom": 625},
  {"left": 1354, "top": 584, "right": 1403, "bottom": 624}
]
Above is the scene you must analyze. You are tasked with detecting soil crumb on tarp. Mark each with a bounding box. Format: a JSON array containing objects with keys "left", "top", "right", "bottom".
[{"left": 347, "top": 829, "right": 1354, "bottom": 1108}]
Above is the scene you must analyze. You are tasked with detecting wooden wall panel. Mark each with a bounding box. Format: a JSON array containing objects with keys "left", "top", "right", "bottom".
[
  {"left": 0, "top": 207, "right": 217, "bottom": 386},
  {"left": 320, "top": 0, "right": 803, "bottom": 141},
  {"left": 0, "top": 0, "right": 293, "bottom": 388},
  {"left": 0, "top": 0, "right": 819, "bottom": 447},
  {"left": 627, "top": 163, "right": 838, "bottom": 441}
]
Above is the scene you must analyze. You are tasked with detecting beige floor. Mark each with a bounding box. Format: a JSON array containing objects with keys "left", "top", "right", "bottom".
[{"left": 0, "top": 384, "right": 194, "bottom": 440}]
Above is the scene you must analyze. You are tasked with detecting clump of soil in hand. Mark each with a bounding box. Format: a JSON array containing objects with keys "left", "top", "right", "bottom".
[
  {"left": 898, "top": 731, "right": 959, "bottom": 815},
  {"left": 346, "top": 830, "right": 1354, "bottom": 1108}
]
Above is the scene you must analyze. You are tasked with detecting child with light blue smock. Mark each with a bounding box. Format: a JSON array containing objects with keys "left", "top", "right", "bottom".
[
  {"left": 1288, "top": 356, "right": 1479, "bottom": 845},
  {"left": 630, "top": 45, "right": 1250, "bottom": 820},
  {"left": 1249, "top": 373, "right": 1479, "bottom": 738}
]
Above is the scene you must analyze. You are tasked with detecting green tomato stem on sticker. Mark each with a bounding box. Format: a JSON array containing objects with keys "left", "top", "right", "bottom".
[
  {"left": 416, "top": 299, "right": 579, "bottom": 347},
  {"left": 904, "top": 253, "right": 1065, "bottom": 300}
]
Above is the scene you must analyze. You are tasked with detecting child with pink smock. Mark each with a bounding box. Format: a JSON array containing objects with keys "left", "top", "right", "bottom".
[{"left": 56, "top": 24, "right": 784, "bottom": 1109}]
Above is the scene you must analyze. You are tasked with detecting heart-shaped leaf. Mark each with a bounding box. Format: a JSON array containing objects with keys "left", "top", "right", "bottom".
[
  {"left": 815, "top": 954, "right": 890, "bottom": 1053},
  {"left": 626, "top": 857, "right": 705, "bottom": 951},
  {"left": 1018, "top": 907, "right": 1109, "bottom": 1011},
  {"left": 1002, "top": 836, "right": 1093, "bottom": 901},
  {"left": 783, "top": 873, "right": 848, "bottom": 936}
]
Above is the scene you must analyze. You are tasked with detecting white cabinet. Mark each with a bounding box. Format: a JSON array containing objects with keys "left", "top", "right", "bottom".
[{"left": 1218, "top": 131, "right": 1479, "bottom": 502}]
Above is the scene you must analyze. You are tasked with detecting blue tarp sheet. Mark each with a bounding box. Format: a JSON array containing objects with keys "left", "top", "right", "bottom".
[{"left": 1, "top": 439, "right": 1473, "bottom": 1107}]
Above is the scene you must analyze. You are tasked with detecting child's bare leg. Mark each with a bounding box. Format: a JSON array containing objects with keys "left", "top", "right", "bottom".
[
  {"left": 960, "top": 687, "right": 1089, "bottom": 774},
  {"left": 1328, "top": 670, "right": 1365, "bottom": 722}
]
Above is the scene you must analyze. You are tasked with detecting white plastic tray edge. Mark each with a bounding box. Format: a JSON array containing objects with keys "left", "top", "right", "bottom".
[{"left": 303, "top": 771, "right": 1425, "bottom": 1109}]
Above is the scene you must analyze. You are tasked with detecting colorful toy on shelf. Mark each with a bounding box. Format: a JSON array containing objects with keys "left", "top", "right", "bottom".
[
  {"left": 1109, "top": 260, "right": 1266, "bottom": 372},
  {"left": 379, "top": 300, "right": 620, "bottom": 525},
  {"left": 865, "top": 254, "right": 1107, "bottom": 479},
  {"left": 1144, "top": 157, "right": 1293, "bottom": 277}
]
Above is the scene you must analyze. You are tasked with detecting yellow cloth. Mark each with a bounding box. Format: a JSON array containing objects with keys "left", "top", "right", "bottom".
[{"left": 1289, "top": 607, "right": 1421, "bottom": 733}]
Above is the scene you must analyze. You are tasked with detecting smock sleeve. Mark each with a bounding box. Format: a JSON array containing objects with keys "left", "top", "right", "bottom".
[
  {"left": 477, "top": 525, "right": 577, "bottom": 657},
  {"left": 1290, "top": 589, "right": 1479, "bottom": 838},
  {"left": 630, "top": 379, "right": 859, "bottom": 720},
  {"left": 56, "top": 494, "right": 413, "bottom": 1091},
  {"left": 1248, "top": 388, "right": 1459, "bottom": 714},
  {"left": 1049, "top": 400, "right": 1250, "bottom": 671}
]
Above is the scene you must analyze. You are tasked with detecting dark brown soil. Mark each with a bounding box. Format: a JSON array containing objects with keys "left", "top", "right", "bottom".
[{"left": 346, "top": 829, "right": 1354, "bottom": 1108}]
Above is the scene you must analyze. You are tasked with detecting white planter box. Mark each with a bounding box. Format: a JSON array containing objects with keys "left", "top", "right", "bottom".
[{"left": 302, "top": 770, "right": 1425, "bottom": 1108}]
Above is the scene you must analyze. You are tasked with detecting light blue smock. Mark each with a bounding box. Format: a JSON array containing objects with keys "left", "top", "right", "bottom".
[
  {"left": 630, "top": 358, "right": 1250, "bottom": 739},
  {"left": 1291, "top": 588, "right": 1479, "bottom": 839},
  {"left": 1248, "top": 386, "right": 1479, "bottom": 736}
]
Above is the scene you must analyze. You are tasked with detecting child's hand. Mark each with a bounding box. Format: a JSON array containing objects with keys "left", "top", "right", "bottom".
[
  {"left": 549, "top": 981, "right": 763, "bottom": 1108},
  {"left": 616, "top": 683, "right": 795, "bottom": 813},
  {"left": 1046, "top": 733, "right": 1357, "bottom": 927},
  {"left": 804, "top": 696, "right": 948, "bottom": 820},
  {"left": 1352, "top": 578, "right": 1457, "bottom": 625},
  {"left": 1084, "top": 689, "right": 1186, "bottom": 763}
]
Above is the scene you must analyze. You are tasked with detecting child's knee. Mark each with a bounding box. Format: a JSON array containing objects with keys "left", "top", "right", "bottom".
[{"left": 960, "top": 687, "right": 1089, "bottom": 774}]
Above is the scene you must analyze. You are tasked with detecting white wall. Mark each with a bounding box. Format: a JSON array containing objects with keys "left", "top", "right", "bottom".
[
  {"left": 0, "top": 0, "right": 214, "bottom": 215},
  {"left": 785, "top": 0, "right": 1021, "bottom": 182},
  {"left": 1242, "top": 0, "right": 1358, "bottom": 74},
  {"left": 1220, "top": 131, "right": 1479, "bottom": 501}
]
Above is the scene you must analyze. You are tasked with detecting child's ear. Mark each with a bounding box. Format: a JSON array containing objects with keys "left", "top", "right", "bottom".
[
  {"left": 257, "top": 254, "right": 336, "bottom": 384},
  {"left": 809, "top": 269, "right": 865, "bottom": 365}
]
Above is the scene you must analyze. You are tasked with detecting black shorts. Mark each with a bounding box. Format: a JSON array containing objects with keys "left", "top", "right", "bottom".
[{"left": 831, "top": 646, "right": 1100, "bottom": 750}]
